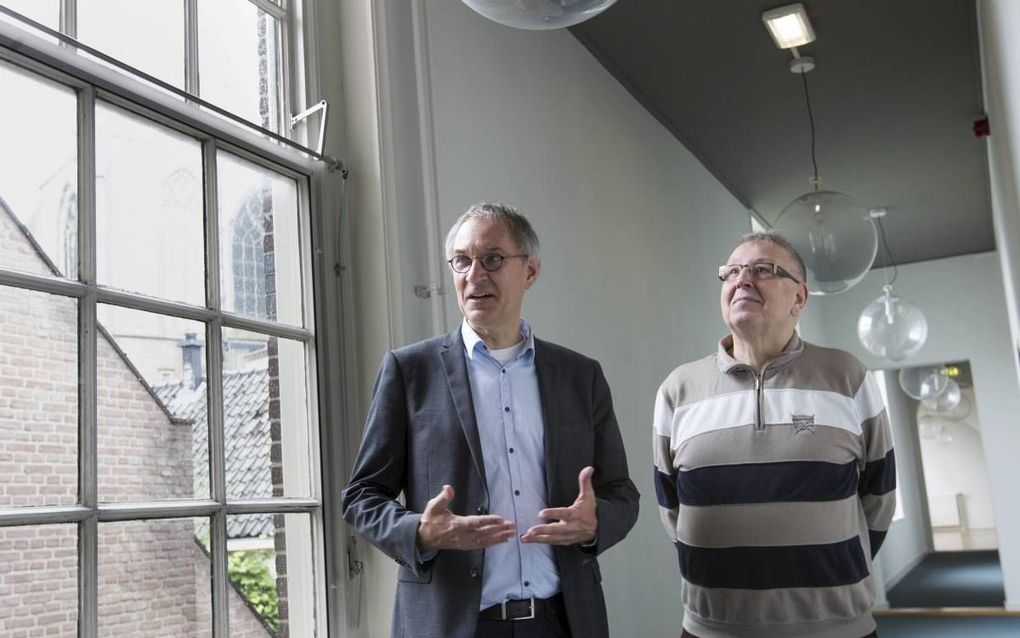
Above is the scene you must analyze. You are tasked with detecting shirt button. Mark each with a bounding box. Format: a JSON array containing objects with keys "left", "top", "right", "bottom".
[
  {"left": 524, "top": 580, "right": 530, "bottom": 587},
  {"left": 470, "top": 567, "right": 479, "bottom": 579},
  {"left": 509, "top": 448, "right": 514, "bottom": 454},
  {"left": 501, "top": 369, "right": 506, "bottom": 374},
  {"left": 476, "top": 506, "right": 488, "bottom": 515},
  {"left": 514, "top": 490, "right": 520, "bottom": 496},
  {"left": 504, "top": 407, "right": 510, "bottom": 412}
]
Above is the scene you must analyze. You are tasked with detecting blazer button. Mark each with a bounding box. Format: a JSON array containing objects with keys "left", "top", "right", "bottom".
[
  {"left": 476, "top": 506, "right": 488, "bottom": 515},
  {"left": 469, "top": 567, "right": 479, "bottom": 579}
]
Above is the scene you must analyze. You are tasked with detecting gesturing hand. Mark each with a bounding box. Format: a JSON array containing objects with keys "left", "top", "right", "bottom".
[
  {"left": 520, "top": 466, "right": 597, "bottom": 546},
  {"left": 416, "top": 485, "right": 517, "bottom": 551}
]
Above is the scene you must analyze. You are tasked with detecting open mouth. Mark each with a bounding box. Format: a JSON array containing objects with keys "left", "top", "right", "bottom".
[{"left": 467, "top": 293, "right": 494, "bottom": 302}]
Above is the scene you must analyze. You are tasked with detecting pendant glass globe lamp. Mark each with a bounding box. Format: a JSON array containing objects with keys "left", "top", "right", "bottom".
[
  {"left": 898, "top": 365, "right": 941, "bottom": 400},
  {"left": 773, "top": 189, "right": 878, "bottom": 295},
  {"left": 857, "top": 284, "right": 928, "bottom": 361},
  {"left": 461, "top": 0, "right": 617, "bottom": 30},
  {"left": 921, "top": 376, "right": 961, "bottom": 412}
]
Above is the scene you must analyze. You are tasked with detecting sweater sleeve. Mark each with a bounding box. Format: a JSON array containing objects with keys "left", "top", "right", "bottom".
[
  {"left": 854, "top": 371, "right": 897, "bottom": 557},
  {"left": 652, "top": 385, "right": 680, "bottom": 543}
]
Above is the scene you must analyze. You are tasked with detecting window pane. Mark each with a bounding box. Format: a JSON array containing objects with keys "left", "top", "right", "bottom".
[
  {"left": 95, "top": 103, "right": 205, "bottom": 306},
  {"left": 227, "top": 513, "right": 318, "bottom": 637},
  {"left": 0, "top": 60, "right": 78, "bottom": 279},
  {"left": 0, "top": 287, "right": 78, "bottom": 508},
  {"left": 199, "top": 0, "right": 283, "bottom": 132},
  {"left": 218, "top": 152, "right": 302, "bottom": 325},
  {"left": 223, "top": 329, "right": 311, "bottom": 499},
  {"left": 0, "top": 1, "right": 59, "bottom": 30},
  {"left": 97, "top": 305, "right": 209, "bottom": 502},
  {"left": 77, "top": 0, "right": 185, "bottom": 88},
  {"left": 0, "top": 524, "right": 78, "bottom": 635},
  {"left": 98, "top": 518, "right": 211, "bottom": 636}
]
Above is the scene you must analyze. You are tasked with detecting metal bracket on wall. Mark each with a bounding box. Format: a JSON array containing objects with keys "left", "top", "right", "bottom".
[
  {"left": 414, "top": 283, "right": 446, "bottom": 299},
  {"left": 290, "top": 100, "right": 329, "bottom": 156}
]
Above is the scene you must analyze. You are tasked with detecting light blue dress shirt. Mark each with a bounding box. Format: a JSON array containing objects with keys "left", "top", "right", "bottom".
[{"left": 461, "top": 319, "right": 561, "bottom": 609}]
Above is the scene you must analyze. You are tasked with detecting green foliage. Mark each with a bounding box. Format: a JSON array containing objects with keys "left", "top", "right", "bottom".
[{"left": 228, "top": 549, "right": 279, "bottom": 633}]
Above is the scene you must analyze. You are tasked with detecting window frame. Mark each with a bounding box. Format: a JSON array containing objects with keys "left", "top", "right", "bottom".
[{"left": 0, "top": 6, "right": 337, "bottom": 635}]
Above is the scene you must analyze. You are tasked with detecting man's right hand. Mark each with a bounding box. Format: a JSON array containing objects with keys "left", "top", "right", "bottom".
[{"left": 416, "top": 485, "right": 517, "bottom": 551}]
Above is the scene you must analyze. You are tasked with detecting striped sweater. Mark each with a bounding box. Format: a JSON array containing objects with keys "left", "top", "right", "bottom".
[{"left": 653, "top": 334, "right": 896, "bottom": 638}]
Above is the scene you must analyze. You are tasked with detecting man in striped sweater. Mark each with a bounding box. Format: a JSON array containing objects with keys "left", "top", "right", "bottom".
[{"left": 653, "top": 233, "right": 896, "bottom": 638}]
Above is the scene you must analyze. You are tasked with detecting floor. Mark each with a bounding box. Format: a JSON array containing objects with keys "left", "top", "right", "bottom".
[
  {"left": 886, "top": 550, "right": 1005, "bottom": 609},
  {"left": 876, "top": 615, "right": 1020, "bottom": 637},
  {"left": 932, "top": 527, "right": 999, "bottom": 552}
]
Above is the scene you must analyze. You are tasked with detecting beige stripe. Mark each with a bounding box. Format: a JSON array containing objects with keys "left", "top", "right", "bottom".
[
  {"left": 681, "top": 577, "right": 876, "bottom": 626},
  {"left": 675, "top": 423, "right": 861, "bottom": 470},
  {"left": 658, "top": 342, "right": 870, "bottom": 410},
  {"left": 861, "top": 412, "right": 894, "bottom": 461},
  {"left": 676, "top": 496, "right": 863, "bottom": 548}
]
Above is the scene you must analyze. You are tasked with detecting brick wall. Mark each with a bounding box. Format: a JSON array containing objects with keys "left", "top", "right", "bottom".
[{"left": 1, "top": 198, "right": 271, "bottom": 635}]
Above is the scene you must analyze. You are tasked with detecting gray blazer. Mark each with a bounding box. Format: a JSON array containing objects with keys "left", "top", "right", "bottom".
[{"left": 341, "top": 328, "right": 639, "bottom": 638}]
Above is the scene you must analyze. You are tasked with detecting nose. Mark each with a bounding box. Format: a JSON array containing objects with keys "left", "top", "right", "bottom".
[
  {"left": 464, "top": 258, "right": 489, "bottom": 282},
  {"left": 734, "top": 265, "right": 755, "bottom": 286}
]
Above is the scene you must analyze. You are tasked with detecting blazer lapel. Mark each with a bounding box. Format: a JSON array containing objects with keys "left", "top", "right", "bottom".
[
  {"left": 534, "top": 338, "right": 560, "bottom": 501},
  {"left": 439, "top": 329, "right": 488, "bottom": 491}
]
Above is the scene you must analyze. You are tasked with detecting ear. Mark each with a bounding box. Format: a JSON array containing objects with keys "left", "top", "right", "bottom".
[
  {"left": 791, "top": 282, "right": 809, "bottom": 317},
  {"left": 524, "top": 256, "right": 541, "bottom": 289}
]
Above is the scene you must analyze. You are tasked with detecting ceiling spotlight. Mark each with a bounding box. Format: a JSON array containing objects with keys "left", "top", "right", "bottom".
[{"left": 763, "top": 3, "right": 816, "bottom": 50}]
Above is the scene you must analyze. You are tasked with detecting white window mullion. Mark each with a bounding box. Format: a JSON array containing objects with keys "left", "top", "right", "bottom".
[
  {"left": 184, "top": 0, "right": 200, "bottom": 96},
  {"left": 77, "top": 81, "right": 98, "bottom": 638},
  {"left": 203, "top": 139, "right": 231, "bottom": 638},
  {"left": 60, "top": 0, "right": 76, "bottom": 38}
]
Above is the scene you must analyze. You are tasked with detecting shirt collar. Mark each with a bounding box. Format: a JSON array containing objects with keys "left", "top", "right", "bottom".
[
  {"left": 461, "top": 318, "right": 535, "bottom": 361},
  {"left": 717, "top": 332, "right": 804, "bottom": 374}
]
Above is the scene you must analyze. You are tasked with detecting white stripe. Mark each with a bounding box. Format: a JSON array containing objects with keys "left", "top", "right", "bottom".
[
  {"left": 669, "top": 388, "right": 865, "bottom": 449},
  {"left": 653, "top": 387, "right": 675, "bottom": 437},
  {"left": 762, "top": 388, "right": 862, "bottom": 436},
  {"left": 670, "top": 391, "right": 756, "bottom": 447},
  {"left": 854, "top": 371, "right": 886, "bottom": 422}
]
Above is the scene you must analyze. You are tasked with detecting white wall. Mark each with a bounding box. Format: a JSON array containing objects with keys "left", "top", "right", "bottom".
[
  {"left": 917, "top": 387, "right": 997, "bottom": 531},
  {"left": 811, "top": 252, "right": 1020, "bottom": 608},
  {"left": 340, "top": 1, "right": 751, "bottom": 635}
]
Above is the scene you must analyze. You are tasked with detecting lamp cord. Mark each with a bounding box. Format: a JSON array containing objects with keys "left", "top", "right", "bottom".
[
  {"left": 875, "top": 216, "right": 898, "bottom": 286},
  {"left": 801, "top": 71, "right": 819, "bottom": 189}
]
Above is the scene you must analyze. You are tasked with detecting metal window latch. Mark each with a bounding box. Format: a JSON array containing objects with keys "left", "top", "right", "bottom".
[
  {"left": 414, "top": 283, "right": 446, "bottom": 299},
  {"left": 290, "top": 99, "right": 329, "bottom": 156},
  {"left": 347, "top": 535, "right": 364, "bottom": 580}
]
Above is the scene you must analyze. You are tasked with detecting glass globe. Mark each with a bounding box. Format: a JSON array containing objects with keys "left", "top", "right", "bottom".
[
  {"left": 919, "top": 372, "right": 949, "bottom": 401},
  {"left": 918, "top": 420, "right": 939, "bottom": 440},
  {"left": 922, "top": 377, "right": 961, "bottom": 412},
  {"left": 857, "top": 285, "right": 928, "bottom": 361},
  {"left": 773, "top": 190, "right": 878, "bottom": 295},
  {"left": 462, "top": 0, "right": 617, "bottom": 30},
  {"left": 899, "top": 365, "right": 941, "bottom": 400}
]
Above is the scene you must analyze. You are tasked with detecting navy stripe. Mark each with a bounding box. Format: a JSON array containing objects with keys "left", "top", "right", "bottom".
[
  {"left": 654, "top": 468, "right": 679, "bottom": 509},
  {"left": 859, "top": 449, "right": 897, "bottom": 496},
  {"left": 869, "top": 529, "right": 888, "bottom": 557},
  {"left": 676, "top": 460, "right": 858, "bottom": 506},
  {"left": 676, "top": 537, "right": 869, "bottom": 589}
]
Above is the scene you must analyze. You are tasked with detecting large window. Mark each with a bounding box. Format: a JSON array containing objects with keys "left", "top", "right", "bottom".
[{"left": 0, "top": 2, "right": 330, "bottom": 636}]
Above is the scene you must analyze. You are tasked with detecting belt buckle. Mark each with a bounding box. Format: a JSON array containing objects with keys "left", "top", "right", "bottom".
[{"left": 501, "top": 598, "right": 536, "bottom": 621}]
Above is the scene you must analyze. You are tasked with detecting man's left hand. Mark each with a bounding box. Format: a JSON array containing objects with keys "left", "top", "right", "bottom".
[{"left": 520, "top": 466, "right": 597, "bottom": 546}]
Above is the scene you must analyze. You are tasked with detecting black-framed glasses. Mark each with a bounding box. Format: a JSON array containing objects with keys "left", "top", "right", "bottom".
[
  {"left": 448, "top": 253, "right": 528, "bottom": 273},
  {"left": 717, "top": 262, "right": 801, "bottom": 284}
]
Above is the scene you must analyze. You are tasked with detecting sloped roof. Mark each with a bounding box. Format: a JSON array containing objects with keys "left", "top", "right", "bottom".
[{"left": 155, "top": 366, "right": 274, "bottom": 540}]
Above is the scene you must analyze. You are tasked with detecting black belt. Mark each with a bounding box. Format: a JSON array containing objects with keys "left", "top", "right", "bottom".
[{"left": 479, "top": 594, "right": 562, "bottom": 621}]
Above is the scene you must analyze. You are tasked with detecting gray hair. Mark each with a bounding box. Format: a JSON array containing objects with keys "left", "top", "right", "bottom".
[
  {"left": 444, "top": 202, "right": 540, "bottom": 258},
  {"left": 735, "top": 232, "right": 807, "bottom": 282}
]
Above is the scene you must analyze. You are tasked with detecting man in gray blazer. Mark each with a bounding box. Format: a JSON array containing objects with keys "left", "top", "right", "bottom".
[{"left": 342, "top": 202, "right": 639, "bottom": 638}]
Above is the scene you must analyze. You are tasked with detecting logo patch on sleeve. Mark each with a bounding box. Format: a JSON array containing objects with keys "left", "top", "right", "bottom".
[{"left": 791, "top": 414, "right": 816, "bottom": 433}]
